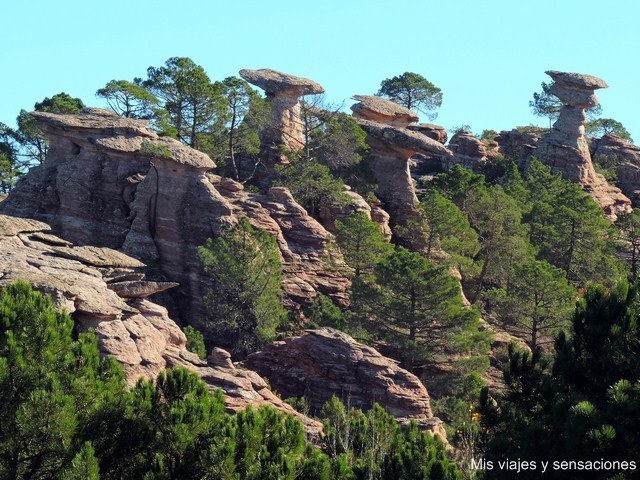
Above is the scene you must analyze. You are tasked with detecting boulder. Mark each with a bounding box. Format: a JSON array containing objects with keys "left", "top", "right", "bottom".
[
  {"left": 240, "top": 68, "right": 324, "bottom": 156},
  {"left": 591, "top": 134, "right": 640, "bottom": 206},
  {"left": 318, "top": 187, "right": 391, "bottom": 238},
  {"left": 351, "top": 95, "right": 419, "bottom": 127},
  {"left": 408, "top": 123, "right": 448, "bottom": 144},
  {"left": 446, "top": 131, "right": 488, "bottom": 171},
  {"left": 244, "top": 328, "right": 445, "bottom": 437},
  {"left": 532, "top": 71, "right": 631, "bottom": 219}
]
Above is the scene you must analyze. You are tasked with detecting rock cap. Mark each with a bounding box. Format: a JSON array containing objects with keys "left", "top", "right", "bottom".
[
  {"left": 357, "top": 119, "right": 452, "bottom": 157},
  {"left": 351, "top": 95, "right": 419, "bottom": 125},
  {"left": 239, "top": 68, "right": 324, "bottom": 96},
  {"left": 31, "top": 107, "right": 153, "bottom": 136},
  {"left": 545, "top": 70, "right": 608, "bottom": 90}
]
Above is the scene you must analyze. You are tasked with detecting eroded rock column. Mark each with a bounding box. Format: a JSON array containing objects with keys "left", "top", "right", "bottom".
[{"left": 534, "top": 70, "right": 631, "bottom": 218}]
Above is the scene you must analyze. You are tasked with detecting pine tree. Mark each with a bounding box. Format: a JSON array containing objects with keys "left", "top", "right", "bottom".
[
  {"left": 198, "top": 217, "right": 287, "bottom": 357},
  {"left": 335, "top": 211, "right": 392, "bottom": 277}
]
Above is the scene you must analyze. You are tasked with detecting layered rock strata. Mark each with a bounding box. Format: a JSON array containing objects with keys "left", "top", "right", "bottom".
[
  {"left": 0, "top": 213, "right": 322, "bottom": 434},
  {"left": 245, "top": 328, "right": 445, "bottom": 438},
  {"left": 0, "top": 108, "right": 351, "bottom": 320},
  {"left": 533, "top": 70, "right": 631, "bottom": 219},
  {"left": 350, "top": 96, "right": 452, "bottom": 223},
  {"left": 239, "top": 68, "right": 324, "bottom": 156}
]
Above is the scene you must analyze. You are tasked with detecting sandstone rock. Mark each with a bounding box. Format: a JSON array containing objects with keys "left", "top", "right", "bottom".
[
  {"left": 446, "top": 131, "right": 487, "bottom": 171},
  {"left": 354, "top": 116, "right": 452, "bottom": 223},
  {"left": 591, "top": 134, "right": 640, "bottom": 205},
  {"left": 532, "top": 71, "right": 631, "bottom": 219},
  {"left": 408, "top": 123, "right": 448, "bottom": 144},
  {"left": 0, "top": 108, "right": 351, "bottom": 320},
  {"left": 318, "top": 187, "right": 390, "bottom": 238},
  {"left": 107, "top": 280, "right": 180, "bottom": 298},
  {"left": 245, "top": 328, "right": 445, "bottom": 437},
  {"left": 0, "top": 213, "right": 321, "bottom": 434},
  {"left": 240, "top": 68, "right": 324, "bottom": 155},
  {"left": 351, "top": 95, "right": 419, "bottom": 127}
]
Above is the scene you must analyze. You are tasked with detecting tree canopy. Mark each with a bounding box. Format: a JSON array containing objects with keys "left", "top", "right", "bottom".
[{"left": 376, "top": 72, "right": 443, "bottom": 120}]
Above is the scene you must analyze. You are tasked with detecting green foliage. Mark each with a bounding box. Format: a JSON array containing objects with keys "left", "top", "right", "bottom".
[
  {"left": 144, "top": 57, "right": 227, "bottom": 149},
  {"left": 586, "top": 118, "right": 633, "bottom": 142},
  {"left": 306, "top": 293, "right": 350, "bottom": 331},
  {"left": 14, "top": 92, "right": 84, "bottom": 165},
  {"left": 218, "top": 76, "right": 269, "bottom": 180},
  {"left": 321, "top": 396, "right": 462, "bottom": 480},
  {"left": 616, "top": 209, "right": 640, "bottom": 279},
  {"left": 198, "top": 217, "right": 286, "bottom": 357},
  {"left": 139, "top": 140, "right": 173, "bottom": 159},
  {"left": 402, "top": 191, "right": 480, "bottom": 275},
  {"left": 276, "top": 160, "right": 349, "bottom": 216},
  {"left": 96, "top": 79, "right": 159, "bottom": 119},
  {"left": 529, "top": 81, "right": 563, "bottom": 127},
  {"left": 183, "top": 325, "right": 206, "bottom": 359},
  {"left": 335, "top": 211, "right": 393, "bottom": 277},
  {"left": 0, "top": 281, "right": 124, "bottom": 479},
  {"left": 488, "top": 259, "right": 576, "bottom": 349},
  {"left": 480, "top": 282, "right": 640, "bottom": 479},
  {"left": 353, "top": 246, "right": 487, "bottom": 370},
  {"left": 518, "top": 160, "right": 623, "bottom": 285},
  {"left": 377, "top": 72, "right": 443, "bottom": 120}
]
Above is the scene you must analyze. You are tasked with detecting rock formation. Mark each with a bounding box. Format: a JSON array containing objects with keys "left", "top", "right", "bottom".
[
  {"left": 239, "top": 68, "right": 324, "bottom": 157},
  {"left": 318, "top": 186, "right": 392, "bottom": 238},
  {"left": 408, "top": 123, "right": 448, "bottom": 144},
  {"left": 0, "top": 108, "right": 351, "bottom": 322},
  {"left": 0, "top": 213, "right": 322, "bottom": 435},
  {"left": 532, "top": 70, "right": 631, "bottom": 219},
  {"left": 445, "top": 130, "right": 488, "bottom": 171},
  {"left": 591, "top": 134, "right": 640, "bottom": 205},
  {"left": 350, "top": 96, "right": 452, "bottom": 223},
  {"left": 245, "top": 328, "right": 445, "bottom": 437}
]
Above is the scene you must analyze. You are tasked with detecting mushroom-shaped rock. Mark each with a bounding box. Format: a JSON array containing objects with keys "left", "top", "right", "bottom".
[
  {"left": 531, "top": 70, "right": 631, "bottom": 219},
  {"left": 355, "top": 118, "right": 452, "bottom": 222},
  {"left": 351, "top": 95, "right": 419, "bottom": 127},
  {"left": 239, "top": 68, "right": 324, "bottom": 96},
  {"left": 240, "top": 68, "right": 325, "bottom": 155}
]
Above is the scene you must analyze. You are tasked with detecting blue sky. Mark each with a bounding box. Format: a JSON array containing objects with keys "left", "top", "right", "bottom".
[{"left": 2, "top": 0, "right": 639, "bottom": 140}]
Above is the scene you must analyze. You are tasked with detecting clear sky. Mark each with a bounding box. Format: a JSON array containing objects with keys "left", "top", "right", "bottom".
[{"left": 2, "top": 0, "right": 639, "bottom": 140}]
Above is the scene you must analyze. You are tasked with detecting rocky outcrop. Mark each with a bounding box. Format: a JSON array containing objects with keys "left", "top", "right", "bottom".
[
  {"left": 532, "top": 71, "right": 631, "bottom": 219},
  {"left": 0, "top": 108, "right": 351, "bottom": 321},
  {"left": 0, "top": 213, "right": 322, "bottom": 434},
  {"left": 318, "top": 186, "right": 392, "bottom": 238},
  {"left": 239, "top": 68, "right": 324, "bottom": 157},
  {"left": 494, "top": 128, "right": 544, "bottom": 165},
  {"left": 591, "top": 134, "right": 640, "bottom": 205},
  {"left": 446, "top": 131, "right": 487, "bottom": 171},
  {"left": 245, "top": 328, "right": 445, "bottom": 437},
  {"left": 408, "top": 123, "right": 448, "bottom": 144},
  {"left": 351, "top": 97, "right": 452, "bottom": 223}
]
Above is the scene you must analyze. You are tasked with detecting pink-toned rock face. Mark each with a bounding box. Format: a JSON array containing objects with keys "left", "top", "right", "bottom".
[
  {"left": 245, "top": 328, "right": 445, "bottom": 437},
  {"left": 352, "top": 110, "right": 452, "bottom": 224},
  {"left": 351, "top": 95, "right": 419, "bottom": 127},
  {"left": 0, "top": 108, "right": 351, "bottom": 323},
  {"left": 532, "top": 71, "right": 631, "bottom": 219},
  {"left": 408, "top": 123, "right": 448, "bottom": 144},
  {"left": 0, "top": 213, "right": 322, "bottom": 435},
  {"left": 240, "top": 69, "right": 325, "bottom": 155},
  {"left": 446, "top": 131, "right": 488, "bottom": 171},
  {"left": 592, "top": 134, "right": 640, "bottom": 206}
]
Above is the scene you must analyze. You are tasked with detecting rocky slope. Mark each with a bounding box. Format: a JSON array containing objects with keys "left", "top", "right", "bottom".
[
  {"left": 0, "top": 108, "right": 352, "bottom": 320},
  {"left": 591, "top": 134, "right": 640, "bottom": 206},
  {"left": 0, "top": 213, "right": 323, "bottom": 434}
]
